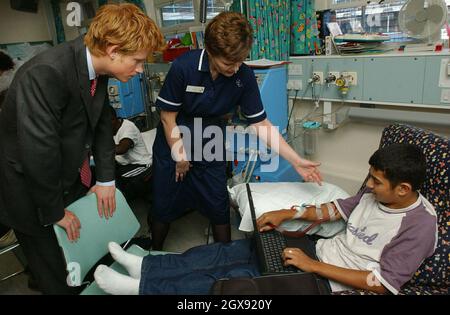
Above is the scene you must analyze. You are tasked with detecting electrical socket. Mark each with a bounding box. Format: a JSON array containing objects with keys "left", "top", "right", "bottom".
[
  {"left": 287, "top": 80, "right": 302, "bottom": 90},
  {"left": 312, "top": 71, "right": 324, "bottom": 84},
  {"left": 288, "top": 64, "right": 303, "bottom": 75},
  {"left": 341, "top": 71, "right": 358, "bottom": 85}
]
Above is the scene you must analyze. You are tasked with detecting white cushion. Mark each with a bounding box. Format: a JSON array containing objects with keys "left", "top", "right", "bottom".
[
  {"left": 140, "top": 128, "right": 157, "bottom": 158},
  {"left": 229, "top": 182, "right": 349, "bottom": 238}
]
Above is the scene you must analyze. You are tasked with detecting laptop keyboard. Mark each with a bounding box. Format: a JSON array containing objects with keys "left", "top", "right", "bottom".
[{"left": 260, "top": 231, "right": 298, "bottom": 274}]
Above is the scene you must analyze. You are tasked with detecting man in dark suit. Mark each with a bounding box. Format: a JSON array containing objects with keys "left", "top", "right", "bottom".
[{"left": 0, "top": 3, "right": 164, "bottom": 294}]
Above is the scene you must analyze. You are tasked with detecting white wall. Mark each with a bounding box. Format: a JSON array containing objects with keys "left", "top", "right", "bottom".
[
  {"left": 59, "top": 0, "right": 84, "bottom": 41},
  {"left": 315, "top": 0, "right": 330, "bottom": 11},
  {"left": 0, "top": 0, "right": 51, "bottom": 44},
  {"left": 291, "top": 100, "right": 450, "bottom": 195},
  {"left": 143, "top": 0, "right": 157, "bottom": 22}
]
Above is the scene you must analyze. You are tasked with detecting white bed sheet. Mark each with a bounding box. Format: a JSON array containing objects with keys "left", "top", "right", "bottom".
[{"left": 229, "top": 182, "right": 350, "bottom": 237}]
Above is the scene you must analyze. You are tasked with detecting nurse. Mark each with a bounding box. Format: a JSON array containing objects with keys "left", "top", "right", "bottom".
[{"left": 151, "top": 12, "right": 322, "bottom": 250}]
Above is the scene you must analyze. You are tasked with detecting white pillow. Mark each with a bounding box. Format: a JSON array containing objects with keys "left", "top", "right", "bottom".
[
  {"left": 141, "top": 128, "right": 157, "bottom": 158},
  {"left": 229, "top": 182, "right": 350, "bottom": 238}
]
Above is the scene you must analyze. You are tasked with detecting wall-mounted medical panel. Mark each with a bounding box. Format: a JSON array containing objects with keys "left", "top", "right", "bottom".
[
  {"left": 363, "top": 56, "right": 425, "bottom": 104},
  {"left": 309, "top": 57, "right": 364, "bottom": 101},
  {"left": 289, "top": 57, "right": 364, "bottom": 102},
  {"left": 289, "top": 52, "right": 450, "bottom": 108},
  {"left": 423, "top": 56, "right": 450, "bottom": 105}
]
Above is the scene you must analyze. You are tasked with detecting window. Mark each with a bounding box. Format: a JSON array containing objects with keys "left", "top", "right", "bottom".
[
  {"left": 160, "top": 0, "right": 195, "bottom": 27},
  {"left": 331, "top": 0, "right": 450, "bottom": 42},
  {"left": 206, "top": 0, "right": 225, "bottom": 19},
  {"left": 154, "top": 0, "right": 225, "bottom": 34},
  {"left": 330, "top": 0, "right": 367, "bottom": 10}
]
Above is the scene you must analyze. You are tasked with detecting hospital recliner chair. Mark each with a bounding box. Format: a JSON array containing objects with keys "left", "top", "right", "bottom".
[
  {"left": 53, "top": 189, "right": 169, "bottom": 295},
  {"left": 335, "top": 124, "right": 449, "bottom": 295}
]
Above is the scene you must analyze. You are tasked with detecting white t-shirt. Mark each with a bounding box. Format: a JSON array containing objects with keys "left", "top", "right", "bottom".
[
  {"left": 114, "top": 119, "right": 152, "bottom": 166},
  {"left": 316, "top": 188, "right": 437, "bottom": 294}
]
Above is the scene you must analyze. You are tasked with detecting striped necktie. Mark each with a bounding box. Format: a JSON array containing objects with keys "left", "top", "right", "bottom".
[
  {"left": 79, "top": 78, "right": 97, "bottom": 188},
  {"left": 90, "top": 78, "right": 97, "bottom": 97}
]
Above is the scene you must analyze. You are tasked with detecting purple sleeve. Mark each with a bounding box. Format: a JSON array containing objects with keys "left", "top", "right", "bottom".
[
  {"left": 333, "top": 187, "right": 371, "bottom": 221},
  {"left": 376, "top": 210, "right": 437, "bottom": 294}
]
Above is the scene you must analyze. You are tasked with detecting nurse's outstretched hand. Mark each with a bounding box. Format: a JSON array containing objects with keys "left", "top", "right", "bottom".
[
  {"left": 176, "top": 160, "right": 192, "bottom": 182},
  {"left": 294, "top": 158, "right": 322, "bottom": 185}
]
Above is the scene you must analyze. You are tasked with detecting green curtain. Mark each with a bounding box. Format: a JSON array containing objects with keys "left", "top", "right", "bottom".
[
  {"left": 50, "top": 0, "right": 65, "bottom": 44},
  {"left": 124, "top": 0, "right": 146, "bottom": 12},
  {"left": 230, "top": 0, "right": 246, "bottom": 14},
  {"left": 290, "top": 0, "right": 320, "bottom": 55},
  {"left": 245, "top": 0, "right": 291, "bottom": 61}
]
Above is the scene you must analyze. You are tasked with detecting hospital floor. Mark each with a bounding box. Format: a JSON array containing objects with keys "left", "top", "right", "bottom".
[{"left": 0, "top": 198, "right": 245, "bottom": 295}]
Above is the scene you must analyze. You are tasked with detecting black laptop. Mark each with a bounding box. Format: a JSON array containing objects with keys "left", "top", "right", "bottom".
[{"left": 246, "top": 183, "right": 318, "bottom": 275}]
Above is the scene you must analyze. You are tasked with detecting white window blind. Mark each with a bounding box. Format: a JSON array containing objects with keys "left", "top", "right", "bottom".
[{"left": 332, "top": 0, "right": 450, "bottom": 42}]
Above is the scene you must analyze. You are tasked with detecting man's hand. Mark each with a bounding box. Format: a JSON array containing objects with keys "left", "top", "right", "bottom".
[
  {"left": 256, "top": 209, "right": 295, "bottom": 232},
  {"left": 56, "top": 209, "right": 81, "bottom": 242},
  {"left": 282, "top": 247, "right": 317, "bottom": 272},
  {"left": 175, "top": 160, "right": 191, "bottom": 182},
  {"left": 89, "top": 185, "right": 116, "bottom": 219},
  {"left": 294, "top": 158, "right": 322, "bottom": 185}
]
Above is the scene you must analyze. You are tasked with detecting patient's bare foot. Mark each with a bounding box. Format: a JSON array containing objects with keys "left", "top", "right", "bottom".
[
  {"left": 108, "top": 242, "right": 143, "bottom": 279},
  {"left": 94, "top": 265, "right": 139, "bottom": 295}
]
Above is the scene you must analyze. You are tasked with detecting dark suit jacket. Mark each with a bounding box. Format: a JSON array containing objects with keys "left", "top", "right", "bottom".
[{"left": 0, "top": 36, "right": 115, "bottom": 236}]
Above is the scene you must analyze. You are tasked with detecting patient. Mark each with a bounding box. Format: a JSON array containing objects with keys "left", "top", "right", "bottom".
[
  {"left": 110, "top": 106, "right": 152, "bottom": 202},
  {"left": 94, "top": 144, "right": 437, "bottom": 295}
]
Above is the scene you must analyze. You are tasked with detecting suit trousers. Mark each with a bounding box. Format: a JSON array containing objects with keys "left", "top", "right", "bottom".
[
  {"left": 14, "top": 229, "right": 81, "bottom": 295},
  {"left": 0, "top": 223, "right": 9, "bottom": 236},
  {"left": 14, "top": 180, "right": 87, "bottom": 295}
]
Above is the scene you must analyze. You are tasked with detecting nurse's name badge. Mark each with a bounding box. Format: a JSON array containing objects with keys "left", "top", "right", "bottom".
[{"left": 186, "top": 85, "right": 205, "bottom": 93}]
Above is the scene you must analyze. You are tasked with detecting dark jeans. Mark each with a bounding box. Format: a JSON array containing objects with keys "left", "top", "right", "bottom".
[
  {"left": 139, "top": 236, "right": 331, "bottom": 295},
  {"left": 140, "top": 239, "right": 259, "bottom": 295},
  {"left": 14, "top": 229, "right": 81, "bottom": 295}
]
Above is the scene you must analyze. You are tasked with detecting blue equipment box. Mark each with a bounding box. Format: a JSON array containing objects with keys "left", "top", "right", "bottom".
[
  {"left": 254, "top": 66, "right": 288, "bottom": 134},
  {"left": 107, "top": 74, "right": 146, "bottom": 118},
  {"left": 227, "top": 65, "right": 301, "bottom": 183}
]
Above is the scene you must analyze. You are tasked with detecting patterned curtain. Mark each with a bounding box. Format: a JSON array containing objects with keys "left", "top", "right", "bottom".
[
  {"left": 50, "top": 0, "right": 66, "bottom": 44},
  {"left": 244, "top": 0, "right": 291, "bottom": 61},
  {"left": 291, "top": 0, "right": 320, "bottom": 55},
  {"left": 230, "top": 0, "right": 246, "bottom": 13}
]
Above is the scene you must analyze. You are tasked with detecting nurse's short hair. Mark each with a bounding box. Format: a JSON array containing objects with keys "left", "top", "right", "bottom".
[
  {"left": 84, "top": 3, "right": 165, "bottom": 57},
  {"left": 205, "top": 12, "right": 253, "bottom": 62}
]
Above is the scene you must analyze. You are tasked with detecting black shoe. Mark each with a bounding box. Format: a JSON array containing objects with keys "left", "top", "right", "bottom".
[{"left": 127, "top": 236, "right": 152, "bottom": 251}]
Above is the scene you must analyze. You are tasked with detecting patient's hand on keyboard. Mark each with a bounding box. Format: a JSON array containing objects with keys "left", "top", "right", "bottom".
[
  {"left": 257, "top": 209, "right": 296, "bottom": 232},
  {"left": 282, "top": 247, "right": 317, "bottom": 273}
]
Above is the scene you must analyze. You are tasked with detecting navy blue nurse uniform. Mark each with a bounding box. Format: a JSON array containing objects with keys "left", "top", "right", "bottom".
[{"left": 152, "top": 49, "right": 266, "bottom": 225}]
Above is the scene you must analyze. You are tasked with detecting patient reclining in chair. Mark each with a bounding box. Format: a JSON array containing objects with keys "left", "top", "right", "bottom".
[{"left": 94, "top": 144, "right": 437, "bottom": 295}]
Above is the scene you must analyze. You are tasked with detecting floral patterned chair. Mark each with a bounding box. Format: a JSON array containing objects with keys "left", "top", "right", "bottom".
[{"left": 334, "top": 124, "right": 449, "bottom": 295}]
